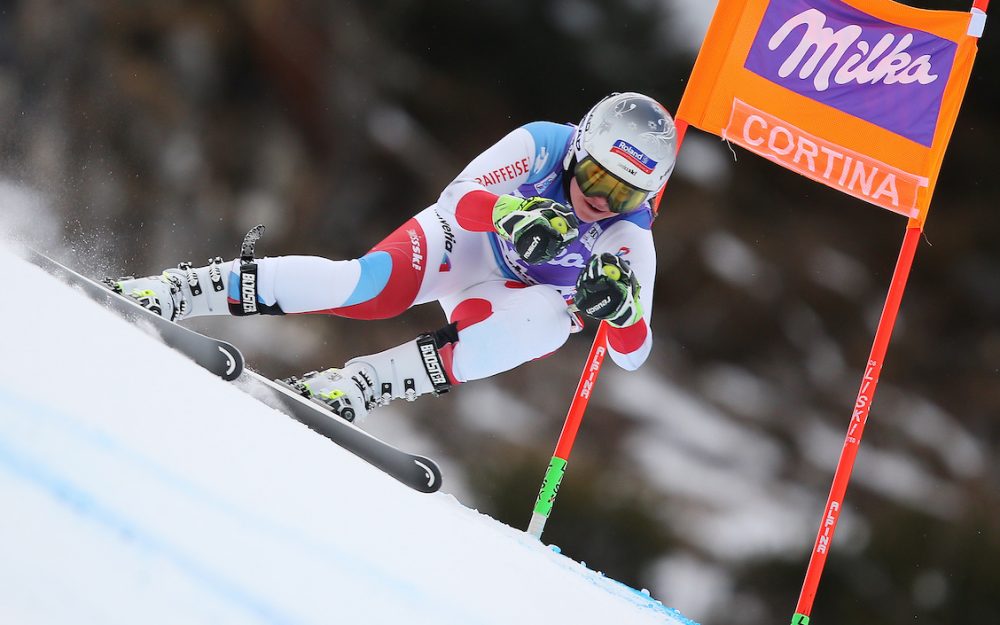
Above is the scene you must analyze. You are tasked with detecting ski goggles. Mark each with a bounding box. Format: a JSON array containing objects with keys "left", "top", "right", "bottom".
[{"left": 573, "top": 156, "right": 650, "bottom": 214}]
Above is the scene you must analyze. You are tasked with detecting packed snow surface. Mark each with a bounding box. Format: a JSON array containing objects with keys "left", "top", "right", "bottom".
[{"left": 0, "top": 245, "right": 697, "bottom": 625}]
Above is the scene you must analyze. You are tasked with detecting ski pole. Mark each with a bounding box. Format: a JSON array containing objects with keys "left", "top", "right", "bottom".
[
  {"left": 526, "top": 118, "right": 690, "bottom": 541},
  {"left": 527, "top": 321, "right": 609, "bottom": 539}
]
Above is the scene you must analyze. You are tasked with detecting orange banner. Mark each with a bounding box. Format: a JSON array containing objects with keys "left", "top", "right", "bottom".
[{"left": 677, "top": 0, "right": 983, "bottom": 224}]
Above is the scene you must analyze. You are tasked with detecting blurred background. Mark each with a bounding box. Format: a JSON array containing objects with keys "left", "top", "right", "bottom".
[{"left": 1, "top": 1, "right": 997, "bottom": 623}]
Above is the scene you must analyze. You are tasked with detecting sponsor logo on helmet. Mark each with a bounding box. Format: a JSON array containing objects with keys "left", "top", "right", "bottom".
[{"left": 610, "top": 140, "right": 657, "bottom": 174}]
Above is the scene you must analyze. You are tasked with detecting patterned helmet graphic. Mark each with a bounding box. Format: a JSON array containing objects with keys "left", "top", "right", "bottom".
[{"left": 570, "top": 92, "right": 678, "bottom": 193}]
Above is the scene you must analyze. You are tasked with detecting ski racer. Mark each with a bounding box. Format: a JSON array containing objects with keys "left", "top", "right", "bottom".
[{"left": 112, "top": 92, "right": 678, "bottom": 423}]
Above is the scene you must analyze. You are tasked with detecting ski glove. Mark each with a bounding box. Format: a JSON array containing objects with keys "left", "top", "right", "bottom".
[
  {"left": 492, "top": 195, "right": 579, "bottom": 264},
  {"left": 574, "top": 253, "right": 643, "bottom": 328}
]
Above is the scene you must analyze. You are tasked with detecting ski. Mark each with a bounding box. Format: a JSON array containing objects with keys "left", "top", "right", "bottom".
[
  {"left": 239, "top": 371, "right": 443, "bottom": 493},
  {"left": 21, "top": 247, "right": 443, "bottom": 493},
  {"left": 21, "top": 248, "right": 244, "bottom": 381}
]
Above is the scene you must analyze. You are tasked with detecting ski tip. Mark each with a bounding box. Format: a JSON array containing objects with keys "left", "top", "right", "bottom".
[
  {"left": 217, "top": 343, "right": 245, "bottom": 381},
  {"left": 412, "top": 457, "right": 443, "bottom": 493}
]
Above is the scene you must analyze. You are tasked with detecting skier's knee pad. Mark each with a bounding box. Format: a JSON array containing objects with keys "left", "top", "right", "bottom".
[
  {"left": 447, "top": 285, "right": 572, "bottom": 382},
  {"left": 511, "top": 285, "right": 573, "bottom": 353}
]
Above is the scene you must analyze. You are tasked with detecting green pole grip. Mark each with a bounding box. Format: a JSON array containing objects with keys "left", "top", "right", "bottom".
[
  {"left": 533, "top": 456, "right": 568, "bottom": 518},
  {"left": 791, "top": 613, "right": 810, "bottom": 625},
  {"left": 527, "top": 456, "right": 568, "bottom": 539}
]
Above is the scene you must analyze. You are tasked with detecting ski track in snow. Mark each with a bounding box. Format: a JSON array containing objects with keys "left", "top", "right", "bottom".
[{"left": 0, "top": 246, "right": 699, "bottom": 625}]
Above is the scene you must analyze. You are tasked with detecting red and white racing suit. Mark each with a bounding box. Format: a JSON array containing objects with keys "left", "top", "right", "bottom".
[{"left": 237, "top": 121, "right": 657, "bottom": 383}]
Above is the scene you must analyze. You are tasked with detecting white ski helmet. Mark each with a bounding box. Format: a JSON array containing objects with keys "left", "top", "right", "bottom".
[{"left": 567, "top": 92, "right": 677, "bottom": 212}]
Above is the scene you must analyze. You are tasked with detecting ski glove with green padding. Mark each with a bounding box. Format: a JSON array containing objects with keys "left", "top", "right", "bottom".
[
  {"left": 493, "top": 195, "right": 580, "bottom": 264},
  {"left": 574, "top": 253, "right": 643, "bottom": 328}
]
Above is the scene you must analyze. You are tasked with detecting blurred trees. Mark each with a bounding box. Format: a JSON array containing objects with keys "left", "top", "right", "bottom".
[{"left": 2, "top": 2, "right": 997, "bottom": 624}]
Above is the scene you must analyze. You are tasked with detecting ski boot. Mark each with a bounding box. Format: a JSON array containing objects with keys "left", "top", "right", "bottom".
[
  {"left": 281, "top": 332, "right": 456, "bottom": 423},
  {"left": 106, "top": 257, "right": 230, "bottom": 322}
]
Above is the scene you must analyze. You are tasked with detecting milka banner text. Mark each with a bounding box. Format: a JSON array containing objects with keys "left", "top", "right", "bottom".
[{"left": 677, "top": 0, "right": 981, "bottom": 222}]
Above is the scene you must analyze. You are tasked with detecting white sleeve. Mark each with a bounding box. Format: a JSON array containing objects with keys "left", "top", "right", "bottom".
[
  {"left": 437, "top": 127, "right": 536, "bottom": 217},
  {"left": 591, "top": 220, "right": 656, "bottom": 370}
]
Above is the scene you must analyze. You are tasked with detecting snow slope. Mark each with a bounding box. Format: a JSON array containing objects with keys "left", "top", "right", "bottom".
[{"left": 0, "top": 244, "right": 697, "bottom": 625}]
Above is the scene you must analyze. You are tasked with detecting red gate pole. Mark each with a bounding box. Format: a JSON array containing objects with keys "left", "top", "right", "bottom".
[
  {"left": 526, "top": 119, "right": 690, "bottom": 540},
  {"left": 791, "top": 224, "right": 921, "bottom": 624},
  {"left": 792, "top": 4, "right": 987, "bottom": 621}
]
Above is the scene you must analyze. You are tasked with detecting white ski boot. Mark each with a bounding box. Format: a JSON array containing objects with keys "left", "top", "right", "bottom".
[
  {"left": 283, "top": 333, "right": 455, "bottom": 423},
  {"left": 107, "top": 257, "right": 231, "bottom": 321}
]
